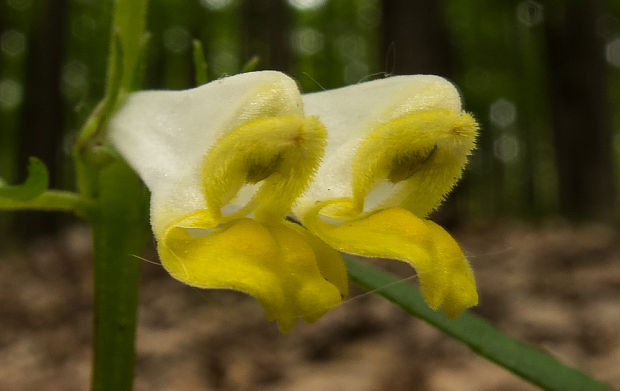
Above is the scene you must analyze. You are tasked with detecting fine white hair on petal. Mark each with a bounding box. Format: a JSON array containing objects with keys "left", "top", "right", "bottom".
[
  {"left": 298, "top": 75, "right": 462, "bottom": 205},
  {"left": 107, "top": 71, "right": 304, "bottom": 235}
]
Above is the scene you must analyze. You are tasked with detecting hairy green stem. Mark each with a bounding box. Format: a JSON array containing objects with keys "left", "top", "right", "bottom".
[
  {"left": 90, "top": 161, "right": 149, "bottom": 391},
  {"left": 83, "top": 2, "right": 149, "bottom": 390}
]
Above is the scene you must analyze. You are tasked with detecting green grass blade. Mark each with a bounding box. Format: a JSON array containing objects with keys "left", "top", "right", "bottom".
[{"left": 344, "top": 257, "right": 616, "bottom": 391}]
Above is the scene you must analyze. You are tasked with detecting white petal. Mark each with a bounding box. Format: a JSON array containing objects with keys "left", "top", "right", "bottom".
[{"left": 108, "top": 71, "right": 303, "bottom": 235}]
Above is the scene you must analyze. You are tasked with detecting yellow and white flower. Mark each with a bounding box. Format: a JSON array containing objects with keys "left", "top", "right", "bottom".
[
  {"left": 108, "top": 71, "right": 346, "bottom": 331},
  {"left": 293, "top": 75, "right": 479, "bottom": 318},
  {"left": 108, "top": 70, "right": 480, "bottom": 330}
]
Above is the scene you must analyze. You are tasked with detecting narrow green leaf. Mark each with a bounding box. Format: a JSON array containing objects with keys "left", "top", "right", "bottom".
[
  {"left": 344, "top": 257, "right": 616, "bottom": 391},
  {"left": 0, "top": 157, "right": 49, "bottom": 200},
  {"left": 240, "top": 55, "right": 260, "bottom": 73},
  {"left": 192, "top": 39, "right": 208, "bottom": 86}
]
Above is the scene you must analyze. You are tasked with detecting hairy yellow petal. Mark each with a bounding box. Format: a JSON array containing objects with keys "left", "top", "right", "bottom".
[
  {"left": 309, "top": 109, "right": 478, "bottom": 221},
  {"left": 303, "top": 205, "right": 477, "bottom": 317},
  {"left": 351, "top": 109, "right": 478, "bottom": 217},
  {"left": 268, "top": 223, "right": 344, "bottom": 328},
  {"left": 285, "top": 220, "right": 349, "bottom": 298},
  {"left": 422, "top": 220, "right": 478, "bottom": 318},
  {"left": 202, "top": 115, "right": 326, "bottom": 225},
  {"left": 158, "top": 218, "right": 342, "bottom": 332}
]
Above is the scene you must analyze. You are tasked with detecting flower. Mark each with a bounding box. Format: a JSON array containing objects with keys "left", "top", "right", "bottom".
[
  {"left": 108, "top": 71, "right": 346, "bottom": 331},
  {"left": 292, "top": 75, "right": 479, "bottom": 318},
  {"left": 108, "top": 71, "right": 480, "bottom": 329}
]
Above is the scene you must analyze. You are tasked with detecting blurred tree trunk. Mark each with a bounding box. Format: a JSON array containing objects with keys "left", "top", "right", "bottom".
[
  {"left": 381, "top": 0, "right": 453, "bottom": 76},
  {"left": 544, "top": 0, "right": 616, "bottom": 220},
  {"left": 242, "top": 0, "right": 290, "bottom": 72},
  {"left": 382, "top": 0, "right": 461, "bottom": 224},
  {"left": 16, "top": 0, "right": 67, "bottom": 237}
]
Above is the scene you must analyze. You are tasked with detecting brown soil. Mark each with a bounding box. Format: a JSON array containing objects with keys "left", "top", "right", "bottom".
[{"left": 0, "top": 220, "right": 619, "bottom": 391}]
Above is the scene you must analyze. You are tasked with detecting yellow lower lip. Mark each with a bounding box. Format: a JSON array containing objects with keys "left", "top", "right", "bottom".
[
  {"left": 302, "top": 204, "right": 478, "bottom": 318},
  {"left": 158, "top": 217, "right": 345, "bottom": 332}
]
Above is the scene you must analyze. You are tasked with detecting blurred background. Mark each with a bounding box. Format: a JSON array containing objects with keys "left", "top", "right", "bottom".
[
  {"left": 1, "top": 0, "right": 620, "bottom": 390},
  {"left": 2, "top": 0, "right": 620, "bottom": 238}
]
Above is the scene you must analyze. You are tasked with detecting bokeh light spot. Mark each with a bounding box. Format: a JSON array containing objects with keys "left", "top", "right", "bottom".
[
  {"left": 0, "top": 79, "right": 24, "bottom": 111},
  {"left": 163, "top": 26, "right": 191, "bottom": 54},
  {"left": 494, "top": 134, "right": 520, "bottom": 163},
  {"left": 516, "top": 1, "right": 544, "bottom": 27},
  {"left": 1, "top": 30, "right": 26, "bottom": 58},
  {"left": 490, "top": 98, "right": 517, "bottom": 128},
  {"left": 61, "top": 61, "right": 89, "bottom": 99},
  {"left": 199, "top": 0, "right": 234, "bottom": 11},
  {"left": 287, "top": 0, "right": 327, "bottom": 11},
  {"left": 211, "top": 51, "right": 238, "bottom": 76},
  {"left": 605, "top": 37, "right": 620, "bottom": 68},
  {"left": 335, "top": 34, "right": 366, "bottom": 60},
  {"left": 291, "top": 27, "right": 324, "bottom": 56}
]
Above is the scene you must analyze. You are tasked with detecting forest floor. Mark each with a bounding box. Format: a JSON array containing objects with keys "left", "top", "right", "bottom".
[{"left": 0, "top": 219, "right": 619, "bottom": 391}]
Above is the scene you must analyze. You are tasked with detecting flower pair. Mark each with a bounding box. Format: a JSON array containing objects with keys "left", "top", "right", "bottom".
[{"left": 108, "top": 71, "right": 479, "bottom": 331}]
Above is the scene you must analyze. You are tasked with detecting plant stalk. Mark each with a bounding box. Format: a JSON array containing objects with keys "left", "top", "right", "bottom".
[{"left": 90, "top": 161, "right": 149, "bottom": 391}]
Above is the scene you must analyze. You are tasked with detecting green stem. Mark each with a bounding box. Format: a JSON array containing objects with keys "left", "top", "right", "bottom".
[
  {"left": 81, "top": 2, "right": 149, "bottom": 389},
  {"left": 0, "top": 190, "right": 93, "bottom": 217},
  {"left": 90, "top": 161, "right": 149, "bottom": 391},
  {"left": 345, "top": 257, "right": 616, "bottom": 391}
]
